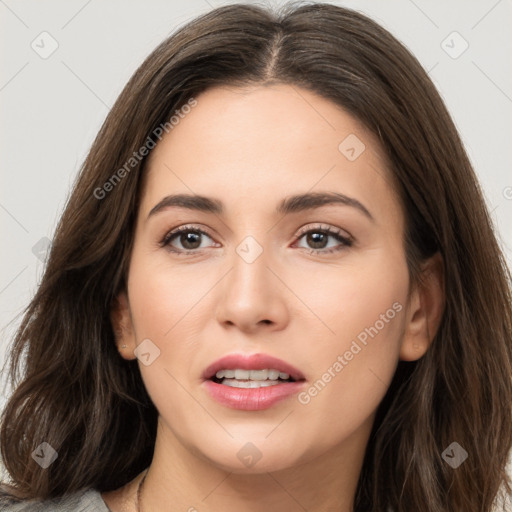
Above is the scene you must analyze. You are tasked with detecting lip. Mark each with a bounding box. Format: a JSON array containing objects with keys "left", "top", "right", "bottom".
[
  {"left": 203, "top": 380, "right": 306, "bottom": 410},
  {"left": 201, "top": 353, "right": 306, "bottom": 411},
  {"left": 202, "top": 353, "right": 306, "bottom": 382}
]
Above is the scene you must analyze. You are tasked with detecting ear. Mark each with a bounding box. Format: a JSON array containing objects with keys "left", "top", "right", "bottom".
[
  {"left": 400, "top": 252, "right": 445, "bottom": 361},
  {"left": 110, "top": 291, "right": 137, "bottom": 360}
]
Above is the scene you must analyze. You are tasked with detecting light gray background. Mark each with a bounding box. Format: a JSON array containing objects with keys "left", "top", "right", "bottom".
[{"left": 1, "top": 0, "right": 511, "bottom": 500}]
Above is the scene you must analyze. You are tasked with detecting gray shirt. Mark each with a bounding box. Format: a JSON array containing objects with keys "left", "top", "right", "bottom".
[{"left": 0, "top": 489, "right": 110, "bottom": 511}]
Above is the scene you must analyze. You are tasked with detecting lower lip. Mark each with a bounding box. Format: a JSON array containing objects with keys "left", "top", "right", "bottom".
[{"left": 203, "top": 380, "right": 306, "bottom": 410}]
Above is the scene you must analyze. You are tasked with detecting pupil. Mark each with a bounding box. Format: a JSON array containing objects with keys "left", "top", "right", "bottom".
[{"left": 307, "top": 232, "right": 327, "bottom": 249}]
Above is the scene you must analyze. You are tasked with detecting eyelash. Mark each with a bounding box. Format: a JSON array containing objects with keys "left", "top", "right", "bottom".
[{"left": 160, "top": 223, "right": 353, "bottom": 256}]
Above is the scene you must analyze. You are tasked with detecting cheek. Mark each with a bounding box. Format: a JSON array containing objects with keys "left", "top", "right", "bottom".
[
  {"left": 126, "top": 264, "right": 205, "bottom": 439},
  {"left": 127, "top": 248, "right": 217, "bottom": 340},
  {"left": 125, "top": 250, "right": 209, "bottom": 397},
  {"left": 289, "top": 247, "right": 408, "bottom": 344},
  {"left": 292, "top": 251, "right": 408, "bottom": 422}
]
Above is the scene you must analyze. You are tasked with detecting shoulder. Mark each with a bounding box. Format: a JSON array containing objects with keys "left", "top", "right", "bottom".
[{"left": 0, "top": 488, "right": 111, "bottom": 512}]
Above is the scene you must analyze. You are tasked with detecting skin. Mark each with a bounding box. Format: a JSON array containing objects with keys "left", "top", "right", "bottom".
[{"left": 103, "top": 84, "right": 444, "bottom": 512}]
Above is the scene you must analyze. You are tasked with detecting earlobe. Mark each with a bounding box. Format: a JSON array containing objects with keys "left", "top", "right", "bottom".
[
  {"left": 110, "top": 291, "right": 137, "bottom": 360},
  {"left": 399, "top": 252, "right": 445, "bottom": 361}
]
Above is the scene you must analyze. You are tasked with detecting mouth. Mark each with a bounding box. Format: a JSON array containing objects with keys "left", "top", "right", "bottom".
[
  {"left": 201, "top": 353, "right": 306, "bottom": 410},
  {"left": 210, "top": 368, "right": 297, "bottom": 388},
  {"left": 202, "top": 352, "right": 306, "bottom": 386}
]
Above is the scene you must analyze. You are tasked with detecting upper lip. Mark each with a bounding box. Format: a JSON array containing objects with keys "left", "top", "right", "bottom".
[{"left": 202, "top": 353, "right": 306, "bottom": 381}]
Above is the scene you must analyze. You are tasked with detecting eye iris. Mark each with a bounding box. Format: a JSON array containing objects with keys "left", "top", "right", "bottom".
[
  {"left": 307, "top": 232, "right": 328, "bottom": 249},
  {"left": 181, "top": 231, "right": 201, "bottom": 249}
]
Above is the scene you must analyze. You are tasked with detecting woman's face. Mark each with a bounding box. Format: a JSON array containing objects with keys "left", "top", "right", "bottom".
[{"left": 117, "top": 84, "right": 420, "bottom": 474}]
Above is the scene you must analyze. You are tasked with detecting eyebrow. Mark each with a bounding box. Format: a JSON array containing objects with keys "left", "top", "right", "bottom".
[{"left": 147, "top": 191, "right": 374, "bottom": 222}]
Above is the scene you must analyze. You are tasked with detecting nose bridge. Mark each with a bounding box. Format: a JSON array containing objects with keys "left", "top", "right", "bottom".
[
  {"left": 235, "top": 234, "right": 266, "bottom": 267},
  {"left": 229, "top": 233, "right": 270, "bottom": 301}
]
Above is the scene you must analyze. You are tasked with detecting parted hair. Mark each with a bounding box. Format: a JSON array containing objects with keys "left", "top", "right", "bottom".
[{"left": 1, "top": 2, "right": 511, "bottom": 511}]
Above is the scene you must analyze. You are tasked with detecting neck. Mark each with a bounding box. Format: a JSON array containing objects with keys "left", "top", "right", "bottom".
[{"left": 139, "top": 416, "right": 373, "bottom": 512}]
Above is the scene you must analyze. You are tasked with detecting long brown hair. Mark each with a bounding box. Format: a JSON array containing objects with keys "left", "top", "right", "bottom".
[{"left": 1, "top": 2, "right": 511, "bottom": 510}]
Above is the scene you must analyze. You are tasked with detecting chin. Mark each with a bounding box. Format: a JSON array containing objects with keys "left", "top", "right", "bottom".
[{"left": 191, "top": 433, "right": 309, "bottom": 474}]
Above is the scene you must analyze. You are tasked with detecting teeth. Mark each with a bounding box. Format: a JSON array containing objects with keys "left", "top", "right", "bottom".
[
  {"left": 214, "top": 368, "right": 291, "bottom": 381},
  {"left": 249, "top": 369, "right": 270, "bottom": 380},
  {"left": 221, "top": 379, "right": 281, "bottom": 388},
  {"left": 235, "top": 369, "right": 250, "bottom": 380},
  {"left": 268, "top": 370, "right": 280, "bottom": 380}
]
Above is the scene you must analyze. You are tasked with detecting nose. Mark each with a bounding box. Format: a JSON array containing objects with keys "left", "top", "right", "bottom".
[{"left": 215, "top": 238, "right": 290, "bottom": 333}]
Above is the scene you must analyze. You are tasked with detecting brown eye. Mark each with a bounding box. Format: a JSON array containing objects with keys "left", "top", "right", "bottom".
[
  {"left": 177, "top": 231, "right": 202, "bottom": 250},
  {"left": 295, "top": 227, "right": 352, "bottom": 254},
  {"left": 305, "top": 232, "right": 329, "bottom": 249},
  {"left": 161, "top": 226, "right": 216, "bottom": 253}
]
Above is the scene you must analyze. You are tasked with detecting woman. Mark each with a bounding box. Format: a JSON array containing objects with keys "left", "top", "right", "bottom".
[{"left": 1, "top": 2, "right": 511, "bottom": 511}]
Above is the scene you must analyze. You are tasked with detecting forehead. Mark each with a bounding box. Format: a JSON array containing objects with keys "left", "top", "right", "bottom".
[{"left": 142, "top": 84, "right": 402, "bottom": 228}]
